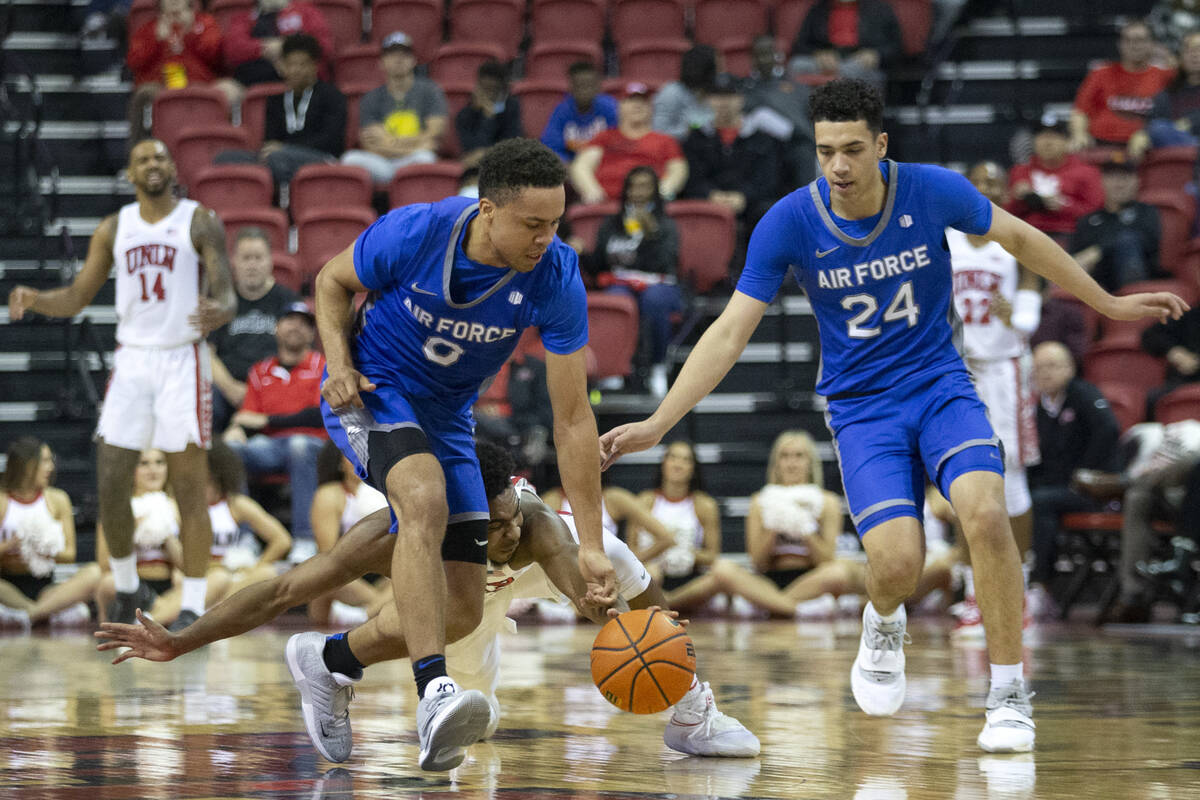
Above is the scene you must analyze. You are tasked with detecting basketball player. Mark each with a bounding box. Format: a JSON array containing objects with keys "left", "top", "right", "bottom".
[
  {"left": 299, "top": 137, "right": 616, "bottom": 770},
  {"left": 948, "top": 161, "right": 1041, "bottom": 636},
  {"left": 599, "top": 79, "right": 1188, "bottom": 753},
  {"left": 7, "top": 139, "right": 235, "bottom": 632},
  {"left": 94, "top": 440, "right": 760, "bottom": 759}
]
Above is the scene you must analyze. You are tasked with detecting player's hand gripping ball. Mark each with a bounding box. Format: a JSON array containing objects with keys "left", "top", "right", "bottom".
[{"left": 591, "top": 609, "right": 696, "bottom": 713}]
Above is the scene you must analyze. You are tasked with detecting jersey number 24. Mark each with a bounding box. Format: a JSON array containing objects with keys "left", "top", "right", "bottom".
[{"left": 840, "top": 280, "right": 919, "bottom": 339}]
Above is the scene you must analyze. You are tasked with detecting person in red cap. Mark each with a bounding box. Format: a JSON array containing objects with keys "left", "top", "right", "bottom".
[{"left": 570, "top": 82, "right": 689, "bottom": 204}]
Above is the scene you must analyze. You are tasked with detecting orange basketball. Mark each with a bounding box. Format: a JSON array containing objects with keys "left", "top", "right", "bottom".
[{"left": 590, "top": 609, "right": 696, "bottom": 714}]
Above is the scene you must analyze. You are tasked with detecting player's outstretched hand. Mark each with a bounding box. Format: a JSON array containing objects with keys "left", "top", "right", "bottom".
[
  {"left": 607, "top": 605, "right": 690, "bottom": 630},
  {"left": 94, "top": 609, "right": 180, "bottom": 664},
  {"left": 1104, "top": 291, "right": 1190, "bottom": 322},
  {"left": 8, "top": 286, "right": 38, "bottom": 321},
  {"left": 579, "top": 546, "right": 617, "bottom": 606},
  {"left": 321, "top": 366, "right": 377, "bottom": 409},
  {"left": 599, "top": 419, "right": 665, "bottom": 470}
]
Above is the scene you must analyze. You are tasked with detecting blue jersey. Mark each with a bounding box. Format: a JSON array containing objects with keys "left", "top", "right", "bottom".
[
  {"left": 737, "top": 160, "right": 993, "bottom": 396},
  {"left": 352, "top": 196, "right": 588, "bottom": 409}
]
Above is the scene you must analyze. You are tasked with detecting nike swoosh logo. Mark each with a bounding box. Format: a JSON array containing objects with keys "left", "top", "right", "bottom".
[
  {"left": 411, "top": 282, "right": 438, "bottom": 296},
  {"left": 474, "top": 539, "right": 488, "bottom": 546},
  {"left": 815, "top": 247, "right": 839, "bottom": 258}
]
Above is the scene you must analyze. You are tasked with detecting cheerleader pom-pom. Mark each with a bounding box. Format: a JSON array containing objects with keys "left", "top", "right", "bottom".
[{"left": 16, "top": 513, "right": 65, "bottom": 578}]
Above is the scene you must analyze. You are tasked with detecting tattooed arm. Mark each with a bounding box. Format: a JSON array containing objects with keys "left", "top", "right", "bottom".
[{"left": 190, "top": 206, "right": 237, "bottom": 336}]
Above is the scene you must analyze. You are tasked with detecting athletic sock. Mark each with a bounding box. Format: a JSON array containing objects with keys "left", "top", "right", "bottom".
[
  {"left": 180, "top": 577, "right": 207, "bottom": 616},
  {"left": 110, "top": 554, "right": 139, "bottom": 594},
  {"left": 871, "top": 603, "right": 905, "bottom": 625},
  {"left": 322, "top": 632, "right": 364, "bottom": 680},
  {"left": 413, "top": 654, "right": 448, "bottom": 698},
  {"left": 990, "top": 662, "right": 1024, "bottom": 693}
]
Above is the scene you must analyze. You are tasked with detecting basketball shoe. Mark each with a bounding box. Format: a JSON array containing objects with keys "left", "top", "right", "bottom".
[
  {"left": 664, "top": 680, "right": 760, "bottom": 757},
  {"left": 949, "top": 597, "right": 986, "bottom": 642},
  {"left": 416, "top": 677, "right": 492, "bottom": 771},
  {"left": 977, "top": 679, "right": 1035, "bottom": 753},
  {"left": 286, "top": 632, "right": 358, "bottom": 763},
  {"left": 108, "top": 580, "right": 157, "bottom": 626},
  {"left": 168, "top": 609, "right": 199, "bottom": 633},
  {"left": 850, "top": 603, "right": 909, "bottom": 716}
]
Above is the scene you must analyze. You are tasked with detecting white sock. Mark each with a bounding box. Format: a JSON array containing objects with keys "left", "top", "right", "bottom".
[
  {"left": 990, "top": 662, "right": 1023, "bottom": 692},
  {"left": 181, "top": 577, "right": 207, "bottom": 616},
  {"left": 672, "top": 675, "right": 704, "bottom": 717},
  {"left": 110, "top": 554, "right": 139, "bottom": 593},
  {"left": 962, "top": 566, "right": 976, "bottom": 600},
  {"left": 869, "top": 602, "right": 905, "bottom": 625}
]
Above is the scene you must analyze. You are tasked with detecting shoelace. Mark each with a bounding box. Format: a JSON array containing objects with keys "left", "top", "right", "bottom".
[
  {"left": 328, "top": 685, "right": 354, "bottom": 730},
  {"left": 866, "top": 626, "right": 911, "bottom": 664}
]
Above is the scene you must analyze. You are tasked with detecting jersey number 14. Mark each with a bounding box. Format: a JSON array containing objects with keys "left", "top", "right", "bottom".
[
  {"left": 139, "top": 272, "right": 166, "bottom": 302},
  {"left": 840, "top": 280, "right": 919, "bottom": 339}
]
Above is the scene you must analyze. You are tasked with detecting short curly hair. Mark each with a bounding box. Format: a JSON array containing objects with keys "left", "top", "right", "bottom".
[
  {"left": 808, "top": 78, "right": 884, "bottom": 135},
  {"left": 476, "top": 439, "right": 516, "bottom": 500},
  {"left": 478, "top": 138, "right": 567, "bottom": 207}
]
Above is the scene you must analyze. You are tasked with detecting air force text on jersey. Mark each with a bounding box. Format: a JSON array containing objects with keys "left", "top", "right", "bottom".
[
  {"left": 816, "top": 244, "right": 932, "bottom": 290},
  {"left": 402, "top": 295, "right": 518, "bottom": 345}
]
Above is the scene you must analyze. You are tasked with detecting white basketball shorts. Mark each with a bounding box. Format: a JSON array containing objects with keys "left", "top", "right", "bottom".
[{"left": 96, "top": 342, "right": 212, "bottom": 453}]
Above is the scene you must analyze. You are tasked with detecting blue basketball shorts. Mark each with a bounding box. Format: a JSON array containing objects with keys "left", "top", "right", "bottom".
[
  {"left": 321, "top": 381, "right": 488, "bottom": 533},
  {"left": 825, "top": 368, "right": 1004, "bottom": 536}
]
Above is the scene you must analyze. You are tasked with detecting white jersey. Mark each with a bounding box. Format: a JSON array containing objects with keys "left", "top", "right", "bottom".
[
  {"left": 639, "top": 492, "right": 704, "bottom": 578},
  {"left": 208, "top": 499, "right": 239, "bottom": 559},
  {"left": 340, "top": 482, "right": 388, "bottom": 535},
  {"left": 112, "top": 198, "right": 203, "bottom": 348},
  {"left": 948, "top": 228, "right": 1024, "bottom": 360}
]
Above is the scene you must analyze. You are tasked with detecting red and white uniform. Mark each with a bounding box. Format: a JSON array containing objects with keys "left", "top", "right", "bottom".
[
  {"left": 97, "top": 199, "right": 212, "bottom": 452},
  {"left": 339, "top": 482, "right": 388, "bottom": 536},
  {"left": 948, "top": 228, "right": 1038, "bottom": 515},
  {"left": 208, "top": 498, "right": 240, "bottom": 561},
  {"left": 639, "top": 492, "right": 704, "bottom": 578}
]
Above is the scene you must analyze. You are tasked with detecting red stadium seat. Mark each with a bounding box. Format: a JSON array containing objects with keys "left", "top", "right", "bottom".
[
  {"left": 611, "top": 0, "right": 685, "bottom": 48},
  {"left": 127, "top": 0, "right": 157, "bottom": 40},
  {"left": 668, "top": 200, "right": 737, "bottom": 293},
  {"left": 1084, "top": 342, "right": 1166, "bottom": 389},
  {"left": 693, "top": 0, "right": 768, "bottom": 47},
  {"left": 1047, "top": 284, "right": 1101, "bottom": 346},
  {"left": 718, "top": 37, "right": 755, "bottom": 78},
  {"left": 1139, "top": 146, "right": 1198, "bottom": 195},
  {"left": 1095, "top": 382, "right": 1147, "bottom": 432},
  {"left": 430, "top": 42, "right": 509, "bottom": 85},
  {"left": 449, "top": 0, "right": 524, "bottom": 60},
  {"left": 436, "top": 80, "right": 475, "bottom": 158},
  {"left": 388, "top": 162, "right": 465, "bottom": 207},
  {"left": 531, "top": 0, "right": 606, "bottom": 45},
  {"left": 524, "top": 40, "right": 605, "bottom": 80},
  {"left": 296, "top": 207, "right": 378, "bottom": 281},
  {"left": 271, "top": 253, "right": 304, "bottom": 293},
  {"left": 1138, "top": 188, "right": 1197, "bottom": 268},
  {"left": 886, "top": 0, "right": 932, "bottom": 57},
  {"left": 773, "top": 0, "right": 816, "bottom": 51},
  {"left": 618, "top": 39, "right": 691, "bottom": 86},
  {"left": 371, "top": 0, "right": 444, "bottom": 62},
  {"left": 1181, "top": 237, "right": 1200, "bottom": 288},
  {"left": 586, "top": 292, "right": 639, "bottom": 379},
  {"left": 239, "top": 82, "right": 286, "bottom": 149},
  {"left": 220, "top": 207, "right": 291, "bottom": 256},
  {"left": 512, "top": 80, "right": 569, "bottom": 140},
  {"left": 1156, "top": 384, "right": 1200, "bottom": 424},
  {"left": 190, "top": 165, "right": 274, "bottom": 214},
  {"left": 312, "top": 0, "right": 364, "bottom": 50},
  {"left": 173, "top": 125, "right": 251, "bottom": 187},
  {"left": 341, "top": 82, "right": 375, "bottom": 150},
  {"left": 289, "top": 164, "right": 374, "bottom": 220},
  {"left": 210, "top": 0, "right": 256, "bottom": 31},
  {"left": 152, "top": 87, "right": 230, "bottom": 152},
  {"left": 336, "top": 44, "right": 386, "bottom": 89},
  {"left": 567, "top": 202, "right": 619, "bottom": 252}
]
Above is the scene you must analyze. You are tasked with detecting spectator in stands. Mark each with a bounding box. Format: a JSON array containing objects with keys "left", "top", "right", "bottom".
[
  {"left": 1006, "top": 113, "right": 1104, "bottom": 244},
  {"left": 743, "top": 35, "right": 817, "bottom": 186},
  {"left": 1148, "top": 0, "right": 1200, "bottom": 59},
  {"left": 652, "top": 45, "right": 718, "bottom": 140},
  {"left": 340, "top": 31, "right": 447, "bottom": 182},
  {"left": 681, "top": 74, "right": 784, "bottom": 229},
  {"left": 593, "top": 166, "right": 681, "bottom": 397},
  {"left": 215, "top": 34, "right": 346, "bottom": 187},
  {"left": 787, "top": 0, "right": 901, "bottom": 92},
  {"left": 223, "top": 0, "right": 332, "bottom": 88},
  {"left": 209, "top": 227, "right": 301, "bottom": 433},
  {"left": 1027, "top": 341, "right": 1122, "bottom": 605},
  {"left": 1129, "top": 31, "right": 1200, "bottom": 159},
  {"left": 570, "top": 82, "right": 689, "bottom": 205},
  {"left": 1142, "top": 304, "right": 1200, "bottom": 418},
  {"left": 1070, "top": 19, "right": 1174, "bottom": 151},
  {"left": 125, "top": 0, "right": 229, "bottom": 145},
  {"left": 1070, "top": 154, "right": 1162, "bottom": 292},
  {"left": 541, "top": 61, "right": 618, "bottom": 162},
  {"left": 456, "top": 60, "right": 524, "bottom": 169},
  {"left": 1031, "top": 293, "right": 1090, "bottom": 368},
  {"left": 223, "top": 301, "right": 328, "bottom": 550}
]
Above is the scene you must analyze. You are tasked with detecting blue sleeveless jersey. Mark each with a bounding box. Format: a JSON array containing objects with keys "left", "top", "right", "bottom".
[
  {"left": 736, "top": 161, "right": 993, "bottom": 396},
  {"left": 352, "top": 196, "right": 588, "bottom": 410}
]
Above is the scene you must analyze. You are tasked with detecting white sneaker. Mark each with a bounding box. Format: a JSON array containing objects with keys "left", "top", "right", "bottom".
[
  {"left": 729, "top": 595, "right": 761, "bottom": 619},
  {"left": 663, "top": 681, "right": 760, "bottom": 757},
  {"left": 794, "top": 593, "right": 837, "bottom": 619},
  {"left": 415, "top": 677, "right": 491, "bottom": 771},
  {"left": 850, "top": 603, "right": 909, "bottom": 716},
  {"left": 977, "top": 680, "right": 1035, "bottom": 753},
  {"left": 1025, "top": 584, "right": 1058, "bottom": 621},
  {"left": 328, "top": 601, "right": 368, "bottom": 628},
  {"left": 648, "top": 364, "right": 669, "bottom": 398},
  {"left": 49, "top": 602, "right": 91, "bottom": 627},
  {"left": 285, "top": 632, "right": 359, "bottom": 762},
  {"left": 0, "top": 603, "right": 31, "bottom": 631}
]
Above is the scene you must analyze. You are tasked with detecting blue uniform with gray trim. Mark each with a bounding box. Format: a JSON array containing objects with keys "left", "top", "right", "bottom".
[
  {"left": 322, "top": 196, "right": 588, "bottom": 529},
  {"left": 737, "top": 160, "right": 1004, "bottom": 534}
]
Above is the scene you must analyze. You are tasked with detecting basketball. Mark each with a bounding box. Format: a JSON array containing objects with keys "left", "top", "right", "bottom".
[{"left": 591, "top": 609, "right": 696, "bottom": 714}]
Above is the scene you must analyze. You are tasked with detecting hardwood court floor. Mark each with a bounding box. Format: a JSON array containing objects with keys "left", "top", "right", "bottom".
[{"left": 1, "top": 618, "right": 1198, "bottom": 799}]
